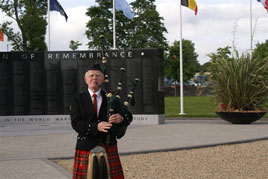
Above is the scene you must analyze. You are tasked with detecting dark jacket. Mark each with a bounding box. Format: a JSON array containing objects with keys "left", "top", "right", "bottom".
[{"left": 70, "top": 90, "right": 131, "bottom": 151}]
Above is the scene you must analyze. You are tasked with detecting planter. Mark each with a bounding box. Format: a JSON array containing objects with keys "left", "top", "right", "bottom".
[{"left": 216, "top": 111, "right": 266, "bottom": 124}]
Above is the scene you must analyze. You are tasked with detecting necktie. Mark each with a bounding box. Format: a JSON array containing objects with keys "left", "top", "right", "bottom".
[{"left": 93, "top": 93, "right": 97, "bottom": 115}]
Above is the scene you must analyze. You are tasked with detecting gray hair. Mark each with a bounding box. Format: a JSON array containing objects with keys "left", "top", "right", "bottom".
[{"left": 84, "top": 70, "right": 104, "bottom": 78}]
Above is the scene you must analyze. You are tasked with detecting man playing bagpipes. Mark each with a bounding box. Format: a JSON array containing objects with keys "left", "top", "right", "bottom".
[{"left": 70, "top": 63, "right": 133, "bottom": 179}]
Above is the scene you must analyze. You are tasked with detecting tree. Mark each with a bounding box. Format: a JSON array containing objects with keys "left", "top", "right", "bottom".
[
  {"left": 69, "top": 40, "right": 82, "bottom": 51},
  {"left": 252, "top": 40, "right": 268, "bottom": 60},
  {"left": 200, "top": 62, "right": 211, "bottom": 74},
  {"left": 208, "top": 46, "right": 232, "bottom": 63},
  {"left": 165, "top": 39, "right": 199, "bottom": 83},
  {"left": 85, "top": 0, "right": 133, "bottom": 49},
  {"left": 85, "top": 0, "right": 168, "bottom": 50},
  {"left": 130, "top": 0, "right": 168, "bottom": 50},
  {"left": 0, "top": 0, "right": 47, "bottom": 51}
]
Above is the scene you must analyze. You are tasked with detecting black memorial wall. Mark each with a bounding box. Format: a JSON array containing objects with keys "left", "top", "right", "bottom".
[{"left": 0, "top": 49, "right": 164, "bottom": 116}]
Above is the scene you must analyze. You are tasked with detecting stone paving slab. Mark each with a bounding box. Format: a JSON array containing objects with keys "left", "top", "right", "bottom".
[
  {"left": 0, "top": 123, "right": 73, "bottom": 137},
  {"left": 0, "top": 159, "right": 71, "bottom": 179},
  {"left": 0, "top": 118, "right": 268, "bottom": 179},
  {"left": 0, "top": 133, "right": 76, "bottom": 161},
  {"left": 118, "top": 119, "right": 268, "bottom": 154}
]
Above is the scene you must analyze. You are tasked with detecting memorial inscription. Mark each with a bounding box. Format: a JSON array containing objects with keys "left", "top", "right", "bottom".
[{"left": 0, "top": 49, "right": 164, "bottom": 120}]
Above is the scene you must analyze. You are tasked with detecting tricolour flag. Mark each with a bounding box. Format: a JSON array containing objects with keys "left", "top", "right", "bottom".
[
  {"left": 50, "top": 0, "right": 68, "bottom": 21},
  {"left": 257, "top": 0, "right": 268, "bottom": 12},
  {"left": 181, "top": 0, "right": 198, "bottom": 15},
  {"left": 0, "top": 30, "right": 4, "bottom": 42},
  {"left": 115, "top": 0, "right": 135, "bottom": 19}
]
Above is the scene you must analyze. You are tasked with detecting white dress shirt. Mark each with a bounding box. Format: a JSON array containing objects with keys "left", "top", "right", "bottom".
[{"left": 88, "top": 89, "right": 102, "bottom": 117}]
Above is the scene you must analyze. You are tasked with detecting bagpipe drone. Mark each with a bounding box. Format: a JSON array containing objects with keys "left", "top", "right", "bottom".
[{"left": 99, "top": 35, "right": 140, "bottom": 145}]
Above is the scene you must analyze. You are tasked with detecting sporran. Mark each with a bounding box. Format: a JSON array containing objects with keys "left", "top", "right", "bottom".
[{"left": 87, "top": 146, "right": 110, "bottom": 179}]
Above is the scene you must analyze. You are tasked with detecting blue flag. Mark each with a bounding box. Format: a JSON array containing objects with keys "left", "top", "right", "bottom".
[
  {"left": 50, "top": 0, "right": 68, "bottom": 21},
  {"left": 115, "top": 0, "right": 135, "bottom": 19}
]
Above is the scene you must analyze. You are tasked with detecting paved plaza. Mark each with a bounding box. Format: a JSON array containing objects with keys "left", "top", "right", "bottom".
[{"left": 0, "top": 118, "right": 268, "bottom": 179}]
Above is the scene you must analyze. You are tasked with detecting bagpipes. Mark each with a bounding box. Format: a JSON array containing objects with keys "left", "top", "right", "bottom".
[{"left": 99, "top": 35, "right": 140, "bottom": 145}]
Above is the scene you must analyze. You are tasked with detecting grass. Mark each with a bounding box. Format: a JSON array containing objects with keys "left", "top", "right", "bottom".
[
  {"left": 165, "top": 96, "right": 268, "bottom": 118},
  {"left": 165, "top": 96, "right": 219, "bottom": 118}
]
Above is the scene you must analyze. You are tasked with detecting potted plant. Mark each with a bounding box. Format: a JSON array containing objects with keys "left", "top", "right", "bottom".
[{"left": 208, "top": 47, "right": 268, "bottom": 124}]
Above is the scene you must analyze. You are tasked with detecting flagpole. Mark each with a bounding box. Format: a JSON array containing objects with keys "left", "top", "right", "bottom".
[
  {"left": 48, "top": 0, "right": 51, "bottom": 51},
  {"left": 113, "top": 0, "right": 116, "bottom": 49},
  {"left": 179, "top": 0, "right": 185, "bottom": 115},
  {"left": 7, "top": 36, "right": 9, "bottom": 52},
  {"left": 250, "top": 0, "right": 253, "bottom": 58}
]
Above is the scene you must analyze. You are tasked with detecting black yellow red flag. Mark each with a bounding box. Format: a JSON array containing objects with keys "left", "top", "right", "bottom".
[
  {"left": 0, "top": 30, "right": 4, "bottom": 42},
  {"left": 181, "top": 0, "right": 198, "bottom": 15}
]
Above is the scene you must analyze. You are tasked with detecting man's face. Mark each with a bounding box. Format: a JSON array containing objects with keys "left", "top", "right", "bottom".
[{"left": 84, "top": 70, "right": 105, "bottom": 91}]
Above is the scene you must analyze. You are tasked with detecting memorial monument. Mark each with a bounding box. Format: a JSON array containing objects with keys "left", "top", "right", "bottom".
[{"left": 0, "top": 49, "right": 164, "bottom": 125}]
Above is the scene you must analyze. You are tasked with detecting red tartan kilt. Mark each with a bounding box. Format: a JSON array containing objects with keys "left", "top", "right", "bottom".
[{"left": 73, "top": 144, "right": 124, "bottom": 179}]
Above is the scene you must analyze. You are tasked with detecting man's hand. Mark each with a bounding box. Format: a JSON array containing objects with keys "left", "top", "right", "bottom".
[
  {"left": 98, "top": 122, "right": 112, "bottom": 132},
  {"left": 109, "top": 114, "right": 123, "bottom": 124}
]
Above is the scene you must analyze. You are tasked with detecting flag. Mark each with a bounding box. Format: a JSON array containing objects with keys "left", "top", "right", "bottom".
[
  {"left": 257, "top": 0, "right": 268, "bottom": 12},
  {"left": 0, "top": 30, "right": 3, "bottom": 42},
  {"left": 181, "top": 0, "right": 198, "bottom": 15},
  {"left": 50, "top": 0, "right": 68, "bottom": 21},
  {"left": 115, "top": 0, "right": 135, "bottom": 19}
]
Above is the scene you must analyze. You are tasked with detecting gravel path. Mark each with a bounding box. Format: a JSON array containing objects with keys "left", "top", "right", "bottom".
[{"left": 55, "top": 140, "right": 268, "bottom": 179}]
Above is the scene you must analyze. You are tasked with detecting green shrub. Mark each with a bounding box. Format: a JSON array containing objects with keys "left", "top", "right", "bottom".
[{"left": 209, "top": 48, "right": 268, "bottom": 112}]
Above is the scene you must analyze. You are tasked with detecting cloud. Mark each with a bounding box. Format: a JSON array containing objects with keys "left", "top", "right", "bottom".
[
  {"left": 157, "top": 2, "right": 268, "bottom": 64},
  {"left": 1, "top": 1, "right": 268, "bottom": 65},
  {"left": 49, "top": 6, "right": 89, "bottom": 51}
]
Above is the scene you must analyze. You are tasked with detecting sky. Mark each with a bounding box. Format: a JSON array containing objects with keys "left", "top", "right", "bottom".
[{"left": 0, "top": 0, "right": 267, "bottom": 64}]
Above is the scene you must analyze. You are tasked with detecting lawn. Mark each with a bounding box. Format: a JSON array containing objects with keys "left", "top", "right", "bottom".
[
  {"left": 165, "top": 96, "right": 268, "bottom": 118},
  {"left": 165, "top": 96, "right": 218, "bottom": 117}
]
